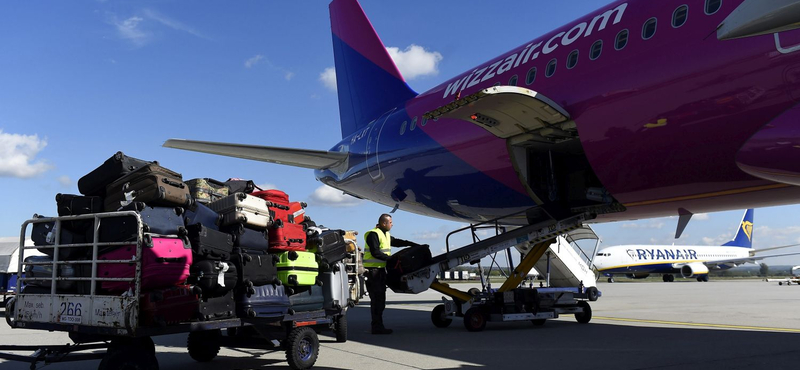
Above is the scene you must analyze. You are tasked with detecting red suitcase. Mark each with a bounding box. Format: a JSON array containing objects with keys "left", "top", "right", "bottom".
[
  {"left": 251, "top": 190, "right": 291, "bottom": 224},
  {"left": 268, "top": 222, "right": 306, "bottom": 252},
  {"left": 288, "top": 201, "right": 308, "bottom": 224},
  {"left": 97, "top": 236, "right": 192, "bottom": 292},
  {"left": 139, "top": 285, "right": 198, "bottom": 326}
]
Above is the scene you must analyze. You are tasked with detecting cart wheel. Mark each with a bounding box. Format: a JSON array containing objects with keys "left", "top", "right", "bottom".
[
  {"left": 334, "top": 315, "right": 348, "bottom": 343},
  {"left": 467, "top": 288, "right": 481, "bottom": 296},
  {"left": 431, "top": 304, "right": 452, "bottom": 328},
  {"left": 575, "top": 301, "right": 592, "bottom": 324},
  {"left": 586, "top": 287, "right": 599, "bottom": 301},
  {"left": 531, "top": 319, "right": 546, "bottom": 326},
  {"left": 285, "top": 327, "right": 319, "bottom": 370},
  {"left": 99, "top": 342, "right": 159, "bottom": 370},
  {"left": 463, "top": 307, "right": 486, "bottom": 332},
  {"left": 187, "top": 330, "right": 221, "bottom": 362}
]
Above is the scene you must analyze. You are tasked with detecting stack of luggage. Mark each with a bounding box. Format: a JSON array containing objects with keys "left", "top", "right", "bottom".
[{"left": 23, "top": 151, "right": 355, "bottom": 327}]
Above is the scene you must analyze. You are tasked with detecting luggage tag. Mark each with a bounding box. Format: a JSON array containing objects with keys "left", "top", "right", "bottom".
[
  {"left": 119, "top": 182, "right": 137, "bottom": 208},
  {"left": 217, "top": 262, "right": 230, "bottom": 287}
]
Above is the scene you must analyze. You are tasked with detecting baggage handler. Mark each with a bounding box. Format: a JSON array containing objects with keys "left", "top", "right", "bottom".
[{"left": 364, "top": 214, "right": 427, "bottom": 334}]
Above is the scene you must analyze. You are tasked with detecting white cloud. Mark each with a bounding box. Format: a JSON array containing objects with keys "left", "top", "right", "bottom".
[
  {"left": 621, "top": 221, "right": 664, "bottom": 230},
  {"left": 57, "top": 176, "right": 72, "bottom": 187},
  {"left": 386, "top": 44, "right": 443, "bottom": 80},
  {"left": 320, "top": 67, "right": 337, "bottom": 91},
  {"left": 284, "top": 71, "right": 295, "bottom": 81},
  {"left": 308, "top": 185, "right": 362, "bottom": 207},
  {"left": 244, "top": 54, "right": 264, "bottom": 68},
  {"left": 0, "top": 130, "right": 52, "bottom": 178},
  {"left": 256, "top": 183, "right": 277, "bottom": 191},
  {"left": 113, "top": 15, "right": 149, "bottom": 46},
  {"left": 141, "top": 9, "right": 207, "bottom": 40},
  {"left": 694, "top": 213, "right": 709, "bottom": 221}
]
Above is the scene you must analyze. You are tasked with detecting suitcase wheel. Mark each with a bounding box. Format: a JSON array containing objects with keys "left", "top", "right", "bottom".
[
  {"left": 272, "top": 255, "right": 280, "bottom": 264},
  {"left": 247, "top": 308, "right": 257, "bottom": 318},
  {"left": 288, "top": 251, "right": 298, "bottom": 261},
  {"left": 174, "top": 207, "right": 184, "bottom": 216},
  {"left": 236, "top": 193, "right": 247, "bottom": 201},
  {"left": 288, "top": 308, "right": 296, "bottom": 315},
  {"left": 244, "top": 254, "right": 253, "bottom": 262},
  {"left": 273, "top": 278, "right": 282, "bottom": 286},
  {"left": 315, "top": 277, "right": 323, "bottom": 286},
  {"left": 288, "top": 276, "right": 297, "bottom": 285}
]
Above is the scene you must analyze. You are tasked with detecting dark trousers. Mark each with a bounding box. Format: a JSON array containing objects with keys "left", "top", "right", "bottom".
[{"left": 365, "top": 268, "right": 387, "bottom": 330}]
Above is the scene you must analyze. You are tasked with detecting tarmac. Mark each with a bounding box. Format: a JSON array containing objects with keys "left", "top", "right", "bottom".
[{"left": 0, "top": 279, "right": 799, "bottom": 369}]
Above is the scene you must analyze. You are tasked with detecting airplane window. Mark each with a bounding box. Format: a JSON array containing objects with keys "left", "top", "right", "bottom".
[
  {"left": 410, "top": 116, "right": 417, "bottom": 131},
  {"left": 526, "top": 67, "right": 537, "bottom": 85},
  {"left": 400, "top": 121, "right": 407, "bottom": 135},
  {"left": 590, "top": 40, "right": 602, "bottom": 60},
  {"left": 509, "top": 75, "right": 518, "bottom": 86},
  {"left": 705, "top": 0, "right": 721, "bottom": 15},
  {"left": 567, "top": 50, "right": 579, "bottom": 69},
  {"left": 673, "top": 5, "right": 688, "bottom": 28},
  {"left": 421, "top": 117, "right": 428, "bottom": 126},
  {"left": 546, "top": 59, "right": 557, "bottom": 77},
  {"left": 615, "top": 29, "right": 629, "bottom": 50},
  {"left": 642, "top": 18, "right": 657, "bottom": 40}
]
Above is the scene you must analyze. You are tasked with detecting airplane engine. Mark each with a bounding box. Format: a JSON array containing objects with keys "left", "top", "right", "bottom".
[
  {"left": 680, "top": 263, "right": 709, "bottom": 278},
  {"left": 791, "top": 266, "right": 800, "bottom": 278},
  {"left": 625, "top": 273, "right": 650, "bottom": 279}
]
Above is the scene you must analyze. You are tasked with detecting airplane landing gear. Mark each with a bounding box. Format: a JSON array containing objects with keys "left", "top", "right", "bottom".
[
  {"left": 662, "top": 274, "right": 674, "bottom": 282},
  {"left": 696, "top": 275, "right": 709, "bottom": 282},
  {"left": 607, "top": 277, "right": 614, "bottom": 283}
]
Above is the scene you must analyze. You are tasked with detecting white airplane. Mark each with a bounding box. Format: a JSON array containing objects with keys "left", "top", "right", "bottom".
[{"left": 593, "top": 209, "right": 800, "bottom": 282}]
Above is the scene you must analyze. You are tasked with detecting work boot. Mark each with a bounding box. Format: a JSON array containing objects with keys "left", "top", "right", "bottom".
[{"left": 371, "top": 327, "right": 393, "bottom": 335}]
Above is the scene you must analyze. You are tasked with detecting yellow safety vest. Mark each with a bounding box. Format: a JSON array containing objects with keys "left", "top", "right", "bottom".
[{"left": 363, "top": 228, "right": 391, "bottom": 268}]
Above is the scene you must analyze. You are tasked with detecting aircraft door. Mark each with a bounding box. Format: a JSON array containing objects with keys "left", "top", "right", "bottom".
[{"left": 366, "top": 109, "right": 393, "bottom": 181}]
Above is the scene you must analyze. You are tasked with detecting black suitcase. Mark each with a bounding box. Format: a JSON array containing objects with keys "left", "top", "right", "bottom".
[
  {"left": 56, "top": 193, "right": 104, "bottom": 236},
  {"left": 223, "top": 223, "right": 269, "bottom": 251},
  {"left": 231, "top": 248, "right": 279, "bottom": 292},
  {"left": 307, "top": 228, "right": 348, "bottom": 266},
  {"left": 186, "top": 224, "right": 233, "bottom": 260},
  {"left": 190, "top": 260, "right": 237, "bottom": 298},
  {"left": 288, "top": 285, "right": 325, "bottom": 313},
  {"left": 78, "top": 151, "right": 155, "bottom": 197},
  {"left": 184, "top": 202, "right": 222, "bottom": 230},
  {"left": 224, "top": 179, "right": 259, "bottom": 194},
  {"left": 104, "top": 163, "right": 192, "bottom": 211},
  {"left": 31, "top": 216, "right": 90, "bottom": 260},
  {"left": 23, "top": 256, "right": 77, "bottom": 292},
  {"left": 235, "top": 284, "right": 290, "bottom": 319},
  {"left": 386, "top": 245, "right": 432, "bottom": 293},
  {"left": 99, "top": 202, "right": 185, "bottom": 243},
  {"left": 196, "top": 290, "right": 236, "bottom": 321}
]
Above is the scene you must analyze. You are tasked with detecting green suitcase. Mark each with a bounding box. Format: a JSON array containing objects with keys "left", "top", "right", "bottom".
[{"left": 277, "top": 251, "right": 319, "bottom": 286}]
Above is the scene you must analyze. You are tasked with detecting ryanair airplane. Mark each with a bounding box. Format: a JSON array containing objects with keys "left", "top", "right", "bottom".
[{"left": 593, "top": 209, "right": 800, "bottom": 282}]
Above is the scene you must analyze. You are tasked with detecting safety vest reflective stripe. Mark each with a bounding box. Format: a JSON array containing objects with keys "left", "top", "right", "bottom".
[{"left": 363, "top": 228, "right": 391, "bottom": 268}]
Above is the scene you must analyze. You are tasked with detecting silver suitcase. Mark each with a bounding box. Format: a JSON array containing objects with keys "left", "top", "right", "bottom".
[
  {"left": 322, "top": 262, "right": 350, "bottom": 311},
  {"left": 208, "top": 192, "right": 272, "bottom": 230}
]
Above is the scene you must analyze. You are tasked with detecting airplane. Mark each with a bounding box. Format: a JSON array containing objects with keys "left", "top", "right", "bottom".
[
  {"left": 766, "top": 266, "right": 800, "bottom": 285},
  {"left": 593, "top": 209, "right": 800, "bottom": 282},
  {"left": 164, "top": 0, "right": 800, "bottom": 235}
]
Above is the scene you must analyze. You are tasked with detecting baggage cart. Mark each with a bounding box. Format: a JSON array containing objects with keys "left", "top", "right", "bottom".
[{"left": 0, "top": 213, "right": 347, "bottom": 370}]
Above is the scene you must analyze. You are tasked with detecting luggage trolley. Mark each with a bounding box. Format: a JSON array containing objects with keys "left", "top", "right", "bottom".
[
  {"left": 389, "top": 211, "right": 602, "bottom": 332},
  {"left": 1, "top": 213, "right": 349, "bottom": 370}
]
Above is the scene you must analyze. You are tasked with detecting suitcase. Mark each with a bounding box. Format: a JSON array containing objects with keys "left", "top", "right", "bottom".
[
  {"left": 288, "top": 285, "right": 325, "bottom": 312},
  {"left": 183, "top": 202, "right": 222, "bottom": 230},
  {"left": 104, "top": 163, "right": 192, "bottom": 211},
  {"left": 231, "top": 248, "right": 279, "bottom": 291},
  {"left": 186, "top": 178, "right": 229, "bottom": 205},
  {"left": 288, "top": 201, "right": 307, "bottom": 224},
  {"left": 277, "top": 251, "right": 319, "bottom": 287},
  {"left": 307, "top": 228, "right": 348, "bottom": 265},
  {"left": 186, "top": 224, "right": 234, "bottom": 260},
  {"left": 225, "top": 178, "right": 259, "bottom": 194},
  {"left": 23, "top": 256, "right": 77, "bottom": 292},
  {"left": 268, "top": 222, "right": 306, "bottom": 252},
  {"left": 321, "top": 262, "right": 350, "bottom": 311},
  {"left": 97, "top": 236, "right": 192, "bottom": 292},
  {"left": 55, "top": 193, "right": 104, "bottom": 234},
  {"left": 78, "top": 151, "right": 155, "bottom": 197},
  {"left": 223, "top": 223, "right": 269, "bottom": 250},
  {"left": 31, "top": 216, "right": 90, "bottom": 260},
  {"left": 98, "top": 202, "right": 186, "bottom": 243},
  {"left": 196, "top": 291, "right": 236, "bottom": 321},
  {"left": 140, "top": 285, "right": 198, "bottom": 326},
  {"left": 189, "top": 260, "right": 237, "bottom": 298},
  {"left": 251, "top": 190, "right": 291, "bottom": 224},
  {"left": 386, "top": 245, "right": 432, "bottom": 293},
  {"left": 236, "top": 284, "right": 290, "bottom": 319},
  {"left": 208, "top": 193, "right": 272, "bottom": 230}
]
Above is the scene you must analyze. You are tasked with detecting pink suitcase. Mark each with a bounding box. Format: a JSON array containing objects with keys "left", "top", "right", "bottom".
[{"left": 98, "top": 236, "right": 192, "bottom": 292}]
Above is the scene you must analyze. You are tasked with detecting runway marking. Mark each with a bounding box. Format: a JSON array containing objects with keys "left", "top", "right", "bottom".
[{"left": 594, "top": 316, "right": 800, "bottom": 333}]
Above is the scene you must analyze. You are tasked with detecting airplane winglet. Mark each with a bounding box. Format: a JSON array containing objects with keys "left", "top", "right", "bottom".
[
  {"left": 675, "top": 208, "right": 692, "bottom": 239},
  {"left": 163, "top": 139, "right": 348, "bottom": 170}
]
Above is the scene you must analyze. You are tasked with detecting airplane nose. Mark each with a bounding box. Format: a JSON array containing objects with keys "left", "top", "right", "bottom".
[{"left": 736, "top": 104, "right": 800, "bottom": 185}]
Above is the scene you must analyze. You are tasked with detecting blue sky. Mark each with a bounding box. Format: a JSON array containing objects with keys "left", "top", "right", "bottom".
[{"left": 3, "top": 1, "right": 800, "bottom": 266}]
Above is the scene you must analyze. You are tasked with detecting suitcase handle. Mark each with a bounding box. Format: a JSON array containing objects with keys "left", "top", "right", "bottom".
[
  {"left": 161, "top": 178, "right": 185, "bottom": 189},
  {"left": 156, "top": 257, "right": 184, "bottom": 263},
  {"left": 266, "top": 202, "right": 290, "bottom": 210}
]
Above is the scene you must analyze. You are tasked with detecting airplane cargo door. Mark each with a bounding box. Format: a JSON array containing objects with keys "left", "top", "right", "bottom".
[{"left": 366, "top": 109, "right": 393, "bottom": 181}]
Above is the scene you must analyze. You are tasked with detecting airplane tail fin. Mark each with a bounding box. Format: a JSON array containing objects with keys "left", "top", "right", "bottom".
[
  {"left": 329, "top": 0, "right": 417, "bottom": 138},
  {"left": 723, "top": 209, "right": 754, "bottom": 248}
]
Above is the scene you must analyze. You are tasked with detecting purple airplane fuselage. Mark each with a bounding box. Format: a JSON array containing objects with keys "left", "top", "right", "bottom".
[{"left": 316, "top": 0, "right": 800, "bottom": 225}]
